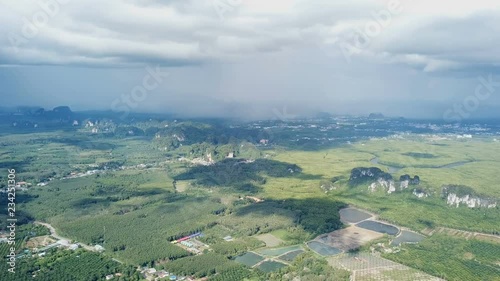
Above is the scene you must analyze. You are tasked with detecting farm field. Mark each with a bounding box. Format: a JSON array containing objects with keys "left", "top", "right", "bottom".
[
  {"left": 383, "top": 235, "right": 500, "bottom": 281},
  {"left": 328, "top": 253, "right": 443, "bottom": 281},
  {"left": 0, "top": 223, "right": 141, "bottom": 281},
  {"left": 307, "top": 241, "right": 342, "bottom": 256},
  {"left": 274, "top": 137, "right": 500, "bottom": 234},
  {"left": 1, "top": 117, "right": 499, "bottom": 280},
  {"left": 314, "top": 225, "right": 385, "bottom": 252},
  {"left": 15, "top": 170, "right": 226, "bottom": 265},
  {"left": 255, "top": 233, "right": 284, "bottom": 247}
]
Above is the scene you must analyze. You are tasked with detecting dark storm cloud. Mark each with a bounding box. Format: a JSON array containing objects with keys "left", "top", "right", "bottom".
[{"left": 0, "top": 0, "right": 499, "bottom": 119}]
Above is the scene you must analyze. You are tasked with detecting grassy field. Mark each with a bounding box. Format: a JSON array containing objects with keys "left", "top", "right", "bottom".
[
  {"left": 328, "top": 252, "right": 442, "bottom": 281},
  {"left": 16, "top": 170, "right": 225, "bottom": 265},
  {"left": 2, "top": 127, "right": 499, "bottom": 280},
  {"left": 351, "top": 137, "right": 500, "bottom": 197},
  {"left": 383, "top": 234, "right": 500, "bottom": 281},
  {"left": 272, "top": 137, "right": 500, "bottom": 233}
]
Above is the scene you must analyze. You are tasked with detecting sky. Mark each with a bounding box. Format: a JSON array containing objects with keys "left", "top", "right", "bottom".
[{"left": 0, "top": 0, "right": 499, "bottom": 120}]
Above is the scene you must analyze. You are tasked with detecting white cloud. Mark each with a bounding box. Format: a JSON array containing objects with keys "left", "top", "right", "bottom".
[
  {"left": 1, "top": 0, "right": 500, "bottom": 120},
  {"left": 0, "top": 0, "right": 498, "bottom": 71}
]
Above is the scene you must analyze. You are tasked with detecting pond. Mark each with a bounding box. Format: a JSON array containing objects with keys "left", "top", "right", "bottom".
[
  {"left": 340, "top": 208, "right": 372, "bottom": 223},
  {"left": 391, "top": 230, "right": 425, "bottom": 246},
  {"left": 234, "top": 252, "right": 265, "bottom": 267},
  {"left": 256, "top": 261, "right": 287, "bottom": 273},
  {"left": 356, "top": 220, "right": 399, "bottom": 235},
  {"left": 278, "top": 249, "right": 304, "bottom": 262},
  {"left": 258, "top": 245, "right": 303, "bottom": 257},
  {"left": 307, "top": 241, "right": 342, "bottom": 256}
]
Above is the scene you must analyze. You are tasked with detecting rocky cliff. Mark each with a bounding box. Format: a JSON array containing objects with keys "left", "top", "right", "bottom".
[
  {"left": 349, "top": 167, "right": 392, "bottom": 183},
  {"left": 412, "top": 188, "right": 429, "bottom": 198},
  {"left": 399, "top": 174, "right": 420, "bottom": 190},
  {"left": 369, "top": 178, "right": 396, "bottom": 193},
  {"left": 349, "top": 168, "right": 423, "bottom": 195},
  {"left": 349, "top": 167, "right": 395, "bottom": 193},
  {"left": 442, "top": 185, "right": 497, "bottom": 208}
]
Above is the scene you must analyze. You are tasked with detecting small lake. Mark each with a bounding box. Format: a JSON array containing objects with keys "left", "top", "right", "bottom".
[
  {"left": 391, "top": 230, "right": 425, "bottom": 246},
  {"left": 278, "top": 250, "right": 304, "bottom": 262},
  {"left": 256, "top": 261, "right": 287, "bottom": 273},
  {"left": 258, "top": 245, "right": 303, "bottom": 257},
  {"left": 235, "top": 252, "right": 264, "bottom": 267},
  {"left": 340, "top": 208, "right": 372, "bottom": 223},
  {"left": 356, "top": 220, "right": 399, "bottom": 235},
  {"left": 307, "top": 241, "right": 342, "bottom": 256}
]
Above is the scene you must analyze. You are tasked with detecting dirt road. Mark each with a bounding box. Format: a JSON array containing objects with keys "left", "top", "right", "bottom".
[{"left": 34, "top": 221, "right": 97, "bottom": 252}]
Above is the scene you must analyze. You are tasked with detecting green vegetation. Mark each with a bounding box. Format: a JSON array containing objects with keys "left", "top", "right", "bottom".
[
  {"left": 0, "top": 248, "right": 141, "bottom": 281},
  {"left": 1, "top": 117, "right": 500, "bottom": 280},
  {"left": 402, "top": 152, "right": 437, "bottom": 159},
  {"left": 209, "top": 238, "right": 264, "bottom": 258},
  {"left": 330, "top": 189, "right": 499, "bottom": 234},
  {"left": 224, "top": 198, "right": 345, "bottom": 238},
  {"left": 384, "top": 235, "right": 500, "bottom": 281},
  {"left": 270, "top": 227, "right": 310, "bottom": 244},
  {"left": 268, "top": 252, "right": 350, "bottom": 281},
  {"left": 274, "top": 138, "right": 500, "bottom": 234},
  {"left": 256, "top": 260, "right": 287, "bottom": 273},
  {"left": 0, "top": 223, "right": 140, "bottom": 281},
  {"left": 174, "top": 158, "right": 304, "bottom": 193},
  {"left": 164, "top": 252, "right": 235, "bottom": 278},
  {"left": 441, "top": 184, "right": 478, "bottom": 197},
  {"left": 0, "top": 224, "right": 50, "bottom": 257},
  {"left": 209, "top": 264, "right": 262, "bottom": 281},
  {"left": 15, "top": 171, "right": 227, "bottom": 265}
]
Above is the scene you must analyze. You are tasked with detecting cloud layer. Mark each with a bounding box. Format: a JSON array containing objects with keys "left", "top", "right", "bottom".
[
  {"left": 1, "top": 0, "right": 499, "bottom": 119},
  {"left": 1, "top": 0, "right": 499, "bottom": 70}
]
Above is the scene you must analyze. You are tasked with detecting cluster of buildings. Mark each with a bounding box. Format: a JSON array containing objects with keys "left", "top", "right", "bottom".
[
  {"left": 139, "top": 266, "right": 210, "bottom": 281},
  {"left": 33, "top": 240, "right": 79, "bottom": 257},
  {"left": 139, "top": 267, "right": 186, "bottom": 281},
  {"left": 171, "top": 232, "right": 208, "bottom": 255},
  {"left": 171, "top": 232, "right": 202, "bottom": 244},
  {"left": 82, "top": 120, "right": 115, "bottom": 134},
  {"left": 259, "top": 139, "right": 269, "bottom": 145},
  {"left": 105, "top": 273, "right": 123, "bottom": 280},
  {"left": 5, "top": 161, "right": 162, "bottom": 193},
  {"left": 0, "top": 181, "right": 33, "bottom": 192},
  {"left": 61, "top": 169, "right": 102, "bottom": 180},
  {"left": 0, "top": 237, "right": 80, "bottom": 260},
  {"left": 14, "top": 181, "right": 32, "bottom": 188},
  {"left": 245, "top": 196, "right": 264, "bottom": 203}
]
